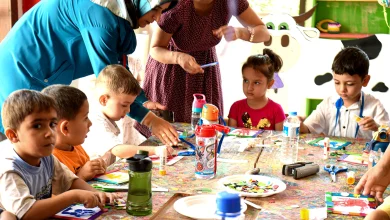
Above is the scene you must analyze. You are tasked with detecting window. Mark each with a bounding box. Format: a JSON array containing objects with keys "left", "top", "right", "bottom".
[{"left": 248, "top": 0, "right": 301, "bottom": 16}]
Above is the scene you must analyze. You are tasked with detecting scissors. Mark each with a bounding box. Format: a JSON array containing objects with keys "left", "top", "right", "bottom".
[{"left": 324, "top": 164, "right": 348, "bottom": 182}]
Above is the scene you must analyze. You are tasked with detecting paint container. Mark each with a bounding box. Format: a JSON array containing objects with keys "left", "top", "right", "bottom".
[
  {"left": 323, "top": 137, "right": 330, "bottom": 160},
  {"left": 158, "top": 146, "right": 167, "bottom": 176},
  {"left": 347, "top": 171, "right": 355, "bottom": 185},
  {"left": 300, "top": 208, "right": 309, "bottom": 220}
]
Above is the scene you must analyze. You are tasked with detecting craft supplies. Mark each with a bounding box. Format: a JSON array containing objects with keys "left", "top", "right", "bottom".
[
  {"left": 324, "top": 164, "right": 348, "bottom": 182},
  {"left": 93, "top": 171, "right": 129, "bottom": 184},
  {"left": 323, "top": 137, "right": 330, "bottom": 159},
  {"left": 300, "top": 208, "right": 309, "bottom": 220},
  {"left": 200, "top": 62, "right": 219, "bottom": 68},
  {"left": 346, "top": 171, "right": 355, "bottom": 185},
  {"left": 158, "top": 146, "right": 167, "bottom": 176},
  {"left": 325, "top": 192, "right": 376, "bottom": 216}
]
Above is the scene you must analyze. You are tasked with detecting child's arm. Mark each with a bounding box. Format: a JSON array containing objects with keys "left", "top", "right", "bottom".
[
  {"left": 111, "top": 144, "right": 174, "bottom": 159},
  {"left": 0, "top": 172, "right": 103, "bottom": 220},
  {"left": 76, "top": 158, "right": 106, "bottom": 181},
  {"left": 298, "top": 116, "right": 311, "bottom": 133},
  {"left": 274, "top": 122, "right": 283, "bottom": 131},
  {"left": 0, "top": 210, "right": 16, "bottom": 220},
  {"left": 228, "top": 118, "right": 238, "bottom": 128}
]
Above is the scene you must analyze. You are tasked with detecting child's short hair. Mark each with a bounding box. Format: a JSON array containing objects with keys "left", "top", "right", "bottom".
[
  {"left": 95, "top": 64, "right": 141, "bottom": 95},
  {"left": 332, "top": 47, "right": 369, "bottom": 78},
  {"left": 1, "top": 90, "right": 58, "bottom": 130},
  {"left": 41, "top": 85, "right": 87, "bottom": 120},
  {"left": 242, "top": 48, "right": 283, "bottom": 82}
]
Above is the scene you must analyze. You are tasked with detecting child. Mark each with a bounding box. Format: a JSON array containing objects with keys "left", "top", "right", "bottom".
[
  {"left": 0, "top": 210, "right": 16, "bottom": 220},
  {"left": 41, "top": 85, "right": 106, "bottom": 181},
  {"left": 228, "top": 49, "right": 286, "bottom": 131},
  {"left": 300, "top": 47, "right": 389, "bottom": 139},
  {"left": 82, "top": 64, "right": 174, "bottom": 164},
  {"left": 0, "top": 90, "right": 115, "bottom": 219}
]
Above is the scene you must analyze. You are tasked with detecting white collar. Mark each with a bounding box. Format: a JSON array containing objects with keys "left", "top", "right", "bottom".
[{"left": 90, "top": 0, "right": 132, "bottom": 24}]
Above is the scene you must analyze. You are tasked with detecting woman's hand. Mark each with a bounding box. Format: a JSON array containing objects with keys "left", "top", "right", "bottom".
[
  {"left": 213, "top": 26, "right": 239, "bottom": 41},
  {"left": 177, "top": 53, "right": 204, "bottom": 74},
  {"left": 145, "top": 113, "right": 179, "bottom": 146},
  {"left": 143, "top": 101, "right": 167, "bottom": 110}
]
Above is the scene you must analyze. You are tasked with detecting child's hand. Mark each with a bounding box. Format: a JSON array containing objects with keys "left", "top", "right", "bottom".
[
  {"left": 77, "top": 158, "right": 106, "bottom": 181},
  {"left": 77, "top": 190, "right": 105, "bottom": 210},
  {"left": 358, "top": 116, "right": 378, "bottom": 131},
  {"left": 104, "top": 192, "right": 119, "bottom": 205}
]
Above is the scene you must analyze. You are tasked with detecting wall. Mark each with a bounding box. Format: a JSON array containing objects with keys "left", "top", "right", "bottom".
[
  {"left": 23, "top": 0, "right": 39, "bottom": 13},
  {"left": 315, "top": 1, "right": 390, "bottom": 34}
]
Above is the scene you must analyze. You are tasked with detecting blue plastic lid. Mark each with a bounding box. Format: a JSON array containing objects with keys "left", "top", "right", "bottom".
[
  {"left": 216, "top": 191, "right": 241, "bottom": 215},
  {"left": 289, "top": 112, "right": 297, "bottom": 116}
]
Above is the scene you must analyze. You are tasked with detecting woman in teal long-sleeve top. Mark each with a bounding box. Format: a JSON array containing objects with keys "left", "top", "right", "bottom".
[{"left": 0, "top": 0, "right": 178, "bottom": 145}]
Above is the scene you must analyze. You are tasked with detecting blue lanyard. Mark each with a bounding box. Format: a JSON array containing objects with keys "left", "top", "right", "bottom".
[{"left": 334, "top": 92, "right": 364, "bottom": 138}]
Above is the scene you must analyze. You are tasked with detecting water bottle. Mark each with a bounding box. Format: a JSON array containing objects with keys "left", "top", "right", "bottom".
[
  {"left": 215, "top": 191, "right": 245, "bottom": 220},
  {"left": 126, "top": 151, "right": 152, "bottom": 216},
  {"left": 280, "top": 112, "right": 300, "bottom": 164},
  {"left": 192, "top": 94, "right": 206, "bottom": 130},
  {"left": 194, "top": 125, "right": 217, "bottom": 179},
  {"left": 194, "top": 124, "right": 230, "bottom": 179}
]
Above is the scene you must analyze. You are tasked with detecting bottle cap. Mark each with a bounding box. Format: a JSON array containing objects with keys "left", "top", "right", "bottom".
[
  {"left": 300, "top": 208, "right": 309, "bottom": 220},
  {"left": 127, "top": 154, "right": 153, "bottom": 172},
  {"left": 193, "top": 94, "right": 207, "bottom": 109},
  {"left": 289, "top": 112, "right": 298, "bottom": 116},
  {"left": 216, "top": 191, "right": 241, "bottom": 216},
  {"left": 201, "top": 104, "right": 219, "bottom": 121},
  {"left": 195, "top": 125, "right": 216, "bottom": 138}
]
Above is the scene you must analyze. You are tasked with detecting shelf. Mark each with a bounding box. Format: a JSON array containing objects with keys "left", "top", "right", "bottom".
[{"left": 319, "top": 33, "right": 373, "bottom": 39}]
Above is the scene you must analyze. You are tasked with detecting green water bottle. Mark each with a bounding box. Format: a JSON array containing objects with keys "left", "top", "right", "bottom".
[{"left": 126, "top": 151, "right": 153, "bottom": 216}]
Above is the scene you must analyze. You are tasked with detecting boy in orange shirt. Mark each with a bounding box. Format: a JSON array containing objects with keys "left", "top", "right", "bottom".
[{"left": 42, "top": 85, "right": 106, "bottom": 181}]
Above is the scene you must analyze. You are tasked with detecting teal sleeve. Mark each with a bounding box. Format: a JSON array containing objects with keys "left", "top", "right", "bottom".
[
  {"left": 128, "top": 102, "right": 149, "bottom": 122},
  {"left": 135, "top": 90, "right": 148, "bottom": 104}
]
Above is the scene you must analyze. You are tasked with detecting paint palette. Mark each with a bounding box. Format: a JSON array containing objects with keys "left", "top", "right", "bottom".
[{"left": 218, "top": 175, "right": 286, "bottom": 197}]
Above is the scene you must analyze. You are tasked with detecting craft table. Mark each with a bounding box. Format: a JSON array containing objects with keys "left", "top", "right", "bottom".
[{"left": 95, "top": 123, "right": 387, "bottom": 220}]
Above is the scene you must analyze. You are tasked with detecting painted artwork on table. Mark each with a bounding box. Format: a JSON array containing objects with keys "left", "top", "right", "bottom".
[
  {"left": 308, "top": 137, "right": 351, "bottom": 150},
  {"left": 228, "top": 128, "right": 264, "bottom": 138},
  {"left": 93, "top": 171, "right": 129, "bottom": 184},
  {"left": 325, "top": 192, "right": 377, "bottom": 216},
  {"left": 54, "top": 204, "right": 103, "bottom": 220}
]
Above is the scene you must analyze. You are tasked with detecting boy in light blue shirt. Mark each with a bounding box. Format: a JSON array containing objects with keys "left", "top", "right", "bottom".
[{"left": 0, "top": 90, "right": 115, "bottom": 219}]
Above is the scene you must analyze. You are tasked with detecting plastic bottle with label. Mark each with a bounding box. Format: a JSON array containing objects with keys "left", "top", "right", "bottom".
[{"left": 280, "top": 112, "right": 300, "bottom": 164}]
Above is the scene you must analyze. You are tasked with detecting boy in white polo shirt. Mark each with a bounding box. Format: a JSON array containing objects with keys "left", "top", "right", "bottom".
[
  {"left": 300, "top": 47, "right": 389, "bottom": 139},
  {"left": 83, "top": 65, "right": 173, "bottom": 165}
]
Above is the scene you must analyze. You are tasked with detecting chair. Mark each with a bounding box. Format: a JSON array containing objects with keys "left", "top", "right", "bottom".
[{"left": 305, "top": 98, "right": 323, "bottom": 116}]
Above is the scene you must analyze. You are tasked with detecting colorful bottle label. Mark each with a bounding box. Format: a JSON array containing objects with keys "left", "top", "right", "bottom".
[{"left": 195, "top": 137, "right": 217, "bottom": 178}]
